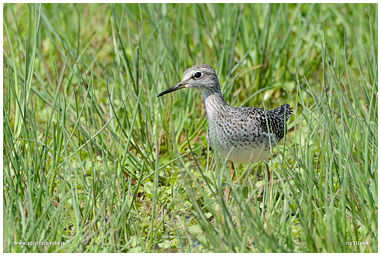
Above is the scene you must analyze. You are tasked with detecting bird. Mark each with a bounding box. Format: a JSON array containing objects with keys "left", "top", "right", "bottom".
[{"left": 157, "top": 64, "right": 293, "bottom": 164}]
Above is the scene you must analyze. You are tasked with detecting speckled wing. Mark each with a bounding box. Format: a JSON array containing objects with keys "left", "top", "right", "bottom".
[{"left": 241, "top": 104, "right": 293, "bottom": 143}]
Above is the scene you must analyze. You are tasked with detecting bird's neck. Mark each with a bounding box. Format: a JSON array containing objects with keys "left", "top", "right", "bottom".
[{"left": 201, "top": 87, "right": 230, "bottom": 120}]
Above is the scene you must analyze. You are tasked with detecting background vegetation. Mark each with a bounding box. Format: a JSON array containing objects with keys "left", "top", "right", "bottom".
[{"left": 3, "top": 3, "right": 377, "bottom": 252}]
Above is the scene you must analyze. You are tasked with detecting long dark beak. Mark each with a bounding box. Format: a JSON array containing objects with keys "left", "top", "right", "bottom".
[{"left": 157, "top": 83, "right": 185, "bottom": 97}]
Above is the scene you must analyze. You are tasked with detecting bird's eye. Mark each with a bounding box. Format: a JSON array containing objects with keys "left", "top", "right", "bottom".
[{"left": 194, "top": 72, "right": 202, "bottom": 79}]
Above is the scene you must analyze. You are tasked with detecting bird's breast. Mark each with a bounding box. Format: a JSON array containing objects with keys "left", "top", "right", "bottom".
[{"left": 206, "top": 120, "right": 273, "bottom": 163}]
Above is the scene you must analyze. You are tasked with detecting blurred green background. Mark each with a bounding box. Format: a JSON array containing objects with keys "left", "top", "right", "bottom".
[{"left": 3, "top": 3, "right": 377, "bottom": 252}]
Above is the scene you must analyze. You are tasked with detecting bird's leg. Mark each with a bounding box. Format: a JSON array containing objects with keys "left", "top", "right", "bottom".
[
  {"left": 261, "top": 162, "right": 272, "bottom": 216},
  {"left": 230, "top": 160, "right": 236, "bottom": 182},
  {"left": 226, "top": 160, "right": 236, "bottom": 200},
  {"left": 265, "top": 161, "right": 272, "bottom": 189}
]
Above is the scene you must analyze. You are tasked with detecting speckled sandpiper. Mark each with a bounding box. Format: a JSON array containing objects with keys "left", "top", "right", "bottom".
[{"left": 157, "top": 64, "right": 292, "bottom": 164}]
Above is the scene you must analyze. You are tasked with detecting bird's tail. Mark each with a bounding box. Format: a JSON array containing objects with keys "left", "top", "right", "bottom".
[{"left": 271, "top": 104, "right": 293, "bottom": 121}]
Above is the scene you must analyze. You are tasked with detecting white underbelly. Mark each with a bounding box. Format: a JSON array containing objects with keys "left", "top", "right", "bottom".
[
  {"left": 222, "top": 145, "right": 270, "bottom": 163},
  {"left": 206, "top": 126, "right": 274, "bottom": 163}
]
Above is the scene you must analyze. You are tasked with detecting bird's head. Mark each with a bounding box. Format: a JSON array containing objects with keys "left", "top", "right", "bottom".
[{"left": 157, "top": 64, "right": 220, "bottom": 97}]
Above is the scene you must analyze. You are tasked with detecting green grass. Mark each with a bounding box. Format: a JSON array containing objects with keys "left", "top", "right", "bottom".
[{"left": 3, "top": 3, "right": 377, "bottom": 252}]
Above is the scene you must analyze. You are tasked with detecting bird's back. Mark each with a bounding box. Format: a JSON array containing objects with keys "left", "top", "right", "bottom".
[
  {"left": 228, "top": 104, "right": 292, "bottom": 141},
  {"left": 259, "top": 104, "right": 293, "bottom": 142},
  {"left": 206, "top": 104, "right": 292, "bottom": 162}
]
